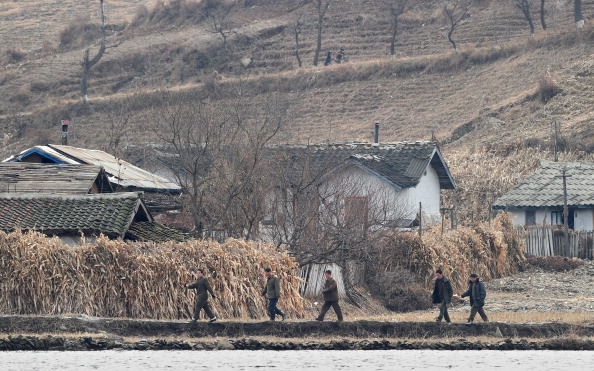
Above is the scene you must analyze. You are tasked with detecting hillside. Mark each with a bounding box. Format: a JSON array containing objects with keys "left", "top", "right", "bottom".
[{"left": 1, "top": 0, "right": 594, "bottom": 224}]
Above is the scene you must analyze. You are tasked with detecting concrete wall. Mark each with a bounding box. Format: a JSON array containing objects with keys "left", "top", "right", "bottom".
[{"left": 508, "top": 208, "right": 594, "bottom": 231}]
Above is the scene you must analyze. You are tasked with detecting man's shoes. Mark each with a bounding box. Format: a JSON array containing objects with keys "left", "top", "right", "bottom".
[
  {"left": 209, "top": 317, "right": 217, "bottom": 323},
  {"left": 335, "top": 319, "right": 343, "bottom": 323},
  {"left": 281, "top": 313, "right": 287, "bottom": 321},
  {"left": 315, "top": 318, "right": 323, "bottom": 321},
  {"left": 190, "top": 319, "right": 197, "bottom": 323}
]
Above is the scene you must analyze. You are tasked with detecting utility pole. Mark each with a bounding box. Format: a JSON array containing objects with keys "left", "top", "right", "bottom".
[
  {"left": 555, "top": 168, "right": 571, "bottom": 250},
  {"left": 552, "top": 120, "right": 559, "bottom": 162}
]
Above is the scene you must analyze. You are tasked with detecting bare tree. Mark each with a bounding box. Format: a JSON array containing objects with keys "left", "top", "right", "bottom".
[
  {"left": 293, "top": 14, "right": 305, "bottom": 68},
  {"left": 515, "top": 0, "right": 536, "bottom": 34},
  {"left": 574, "top": 0, "right": 584, "bottom": 29},
  {"left": 443, "top": 0, "right": 473, "bottom": 52},
  {"left": 102, "top": 94, "right": 138, "bottom": 158},
  {"left": 201, "top": 0, "right": 238, "bottom": 52},
  {"left": 540, "top": 0, "right": 547, "bottom": 30},
  {"left": 263, "top": 150, "right": 415, "bottom": 266},
  {"left": 80, "top": 0, "right": 107, "bottom": 103},
  {"left": 383, "top": 0, "right": 410, "bottom": 56},
  {"left": 313, "top": 0, "right": 333, "bottom": 66},
  {"left": 148, "top": 86, "right": 291, "bottom": 239}
]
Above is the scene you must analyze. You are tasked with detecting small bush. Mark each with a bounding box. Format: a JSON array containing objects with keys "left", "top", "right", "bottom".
[
  {"left": 526, "top": 256, "right": 584, "bottom": 272},
  {"left": 59, "top": 19, "right": 102, "bottom": 48},
  {"left": 4, "top": 48, "right": 27, "bottom": 64},
  {"left": 538, "top": 76, "right": 562, "bottom": 104}
]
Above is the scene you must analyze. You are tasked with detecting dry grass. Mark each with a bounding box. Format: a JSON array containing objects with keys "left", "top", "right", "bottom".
[
  {"left": 376, "top": 213, "right": 525, "bottom": 293},
  {"left": 0, "top": 230, "right": 304, "bottom": 320},
  {"left": 378, "top": 311, "right": 594, "bottom": 325}
]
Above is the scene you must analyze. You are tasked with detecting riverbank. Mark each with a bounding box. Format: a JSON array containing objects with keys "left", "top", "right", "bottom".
[
  {"left": 1, "top": 314, "right": 594, "bottom": 351},
  {"left": 2, "top": 315, "right": 594, "bottom": 339},
  {"left": 2, "top": 333, "right": 594, "bottom": 351}
]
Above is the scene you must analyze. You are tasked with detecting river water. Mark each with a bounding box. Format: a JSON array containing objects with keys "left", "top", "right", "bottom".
[{"left": 1, "top": 350, "right": 593, "bottom": 370}]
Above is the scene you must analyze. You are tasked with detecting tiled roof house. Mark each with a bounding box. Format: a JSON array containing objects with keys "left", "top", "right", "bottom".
[
  {"left": 493, "top": 161, "right": 594, "bottom": 231},
  {"left": 261, "top": 141, "right": 456, "bottom": 237}
]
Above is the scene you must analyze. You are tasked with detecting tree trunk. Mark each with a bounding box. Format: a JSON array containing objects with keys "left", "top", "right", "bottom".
[
  {"left": 521, "top": 5, "right": 535, "bottom": 34},
  {"left": 294, "top": 26, "right": 302, "bottom": 67},
  {"left": 447, "top": 28, "right": 457, "bottom": 52},
  {"left": 540, "top": 0, "right": 547, "bottom": 30},
  {"left": 313, "top": 22, "right": 323, "bottom": 66},
  {"left": 389, "top": 17, "right": 398, "bottom": 56},
  {"left": 80, "top": 0, "right": 106, "bottom": 103},
  {"left": 574, "top": 0, "right": 584, "bottom": 28}
]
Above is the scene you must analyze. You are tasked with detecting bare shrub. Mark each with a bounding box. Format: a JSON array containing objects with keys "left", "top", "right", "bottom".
[
  {"left": 526, "top": 256, "right": 585, "bottom": 272},
  {"left": 4, "top": 48, "right": 27, "bottom": 64},
  {"left": 366, "top": 270, "right": 432, "bottom": 312},
  {"left": 59, "top": 17, "right": 102, "bottom": 49},
  {"left": 538, "top": 75, "right": 562, "bottom": 103}
]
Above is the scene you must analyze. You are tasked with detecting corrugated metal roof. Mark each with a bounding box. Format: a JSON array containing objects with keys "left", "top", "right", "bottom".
[
  {"left": 5, "top": 145, "right": 180, "bottom": 192},
  {"left": 492, "top": 162, "right": 594, "bottom": 209},
  {"left": 49, "top": 145, "right": 180, "bottom": 192},
  {"left": 0, "top": 163, "right": 112, "bottom": 194}
]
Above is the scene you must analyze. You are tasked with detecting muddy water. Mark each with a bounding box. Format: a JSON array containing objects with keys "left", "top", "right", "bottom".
[{"left": 1, "top": 350, "right": 593, "bottom": 370}]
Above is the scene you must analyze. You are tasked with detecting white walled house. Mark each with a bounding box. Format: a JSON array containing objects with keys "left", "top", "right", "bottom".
[
  {"left": 261, "top": 141, "right": 456, "bottom": 242},
  {"left": 492, "top": 162, "right": 594, "bottom": 231}
]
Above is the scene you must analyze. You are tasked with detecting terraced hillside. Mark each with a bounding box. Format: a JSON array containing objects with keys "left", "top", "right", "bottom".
[{"left": 1, "top": 0, "right": 594, "bottom": 223}]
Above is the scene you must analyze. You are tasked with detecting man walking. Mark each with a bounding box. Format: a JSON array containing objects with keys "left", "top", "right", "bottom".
[
  {"left": 461, "top": 273, "right": 489, "bottom": 323},
  {"left": 431, "top": 269, "right": 453, "bottom": 323},
  {"left": 185, "top": 268, "right": 217, "bottom": 323},
  {"left": 262, "top": 267, "right": 286, "bottom": 321},
  {"left": 315, "top": 270, "right": 344, "bottom": 322}
]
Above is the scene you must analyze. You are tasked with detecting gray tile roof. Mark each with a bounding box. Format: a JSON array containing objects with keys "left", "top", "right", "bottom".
[
  {"left": 0, "top": 192, "right": 148, "bottom": 238},
  {"left": 268, "top": 142, "right": 455, "bottom": 190},
  {"left": 126, "top": 221, "right": 190, "bottom": 243},
  {"left": 0, "top": 163, "right": 112, "bottom": 194},
  {"left": 492, "top": 162, "right": 594, "bottom": 209}
]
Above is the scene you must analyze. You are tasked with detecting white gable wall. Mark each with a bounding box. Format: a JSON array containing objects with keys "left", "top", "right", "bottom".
[
  {"left": 321, "top": 162, "right": 442, "bottom": 222},
  {"left": 400, "top": 164, "right": 441, "bottom": 215}
]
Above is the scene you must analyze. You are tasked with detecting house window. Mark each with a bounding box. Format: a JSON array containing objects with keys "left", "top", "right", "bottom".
[
  {"left": 344, "top": 196, "right": 369, "bottom": 229},
  {"left": 551, "top": 210, "right": 563, "bottom": 225},
  {"left": 525, "top": 210, "right": 536, "bottom": 226}
]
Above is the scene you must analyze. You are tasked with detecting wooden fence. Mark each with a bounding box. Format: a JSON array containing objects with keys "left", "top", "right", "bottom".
[{"left": 518, "top": 227, "right": 594, "bottom": 259}]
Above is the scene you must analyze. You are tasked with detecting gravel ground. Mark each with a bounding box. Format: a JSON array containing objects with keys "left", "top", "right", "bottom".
[{"left": 455, "top": 260, "right": 594, "bottom": 314}]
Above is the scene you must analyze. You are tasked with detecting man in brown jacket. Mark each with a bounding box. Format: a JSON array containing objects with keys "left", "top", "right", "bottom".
[
  {"left": 315, "top": 270, "right": 344, "bottom": 322},
  {"left": 262, "top": 267, "right": 286, "bottom": 321},
  {"left": 185, "top": 268, "right": 217, "bottom": 323}
]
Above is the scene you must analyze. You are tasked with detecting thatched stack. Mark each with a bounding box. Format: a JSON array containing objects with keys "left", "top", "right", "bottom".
[
  {"left": 375, "top": 213, "right": 525, "bottom": 292},
  {"left": 0, "top": 231, "right": 303, "bottom": 320}
]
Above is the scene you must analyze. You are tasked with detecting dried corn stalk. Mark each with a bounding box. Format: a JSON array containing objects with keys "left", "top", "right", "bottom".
[{"left": 0, "top": 232, "right": 304, "bottom": 320}]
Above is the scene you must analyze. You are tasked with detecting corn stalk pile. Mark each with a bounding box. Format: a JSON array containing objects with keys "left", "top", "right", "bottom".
[
  {"left": 0, "top": 231, "right": 303, "bottom": 320},
  {"left": 374, "top": 213, "right": 525, "bottom": 292}
]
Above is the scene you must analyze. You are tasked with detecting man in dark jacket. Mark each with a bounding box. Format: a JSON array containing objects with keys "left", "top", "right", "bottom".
[
  {"left": 315, "top": 270, "right": 344, "bottom": 322},
  {"left": 431, "top": 269, "right": 453, "bottom": 323},
  {"left": 185, "top": 268, "right": 217, "bottom": 323},
  {"left": 461, "top": 273, "right": 489, "bottom": 323},
  {"left": 262, "top": 267, "right": 286, "bottom": 321}
]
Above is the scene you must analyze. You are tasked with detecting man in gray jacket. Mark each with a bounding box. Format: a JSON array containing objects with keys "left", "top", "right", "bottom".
[
  {"left": 185, "top": 268, "right": 217, "bottom": 323},
  {"left": 315, "top": 270, "right": 344, "bottom": 322},
  {"left": 262, "top": 267, "right": 286, "bottom": 321},
  {"left": 461, "top": 273, "right": 489, "bottom": 323}
]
